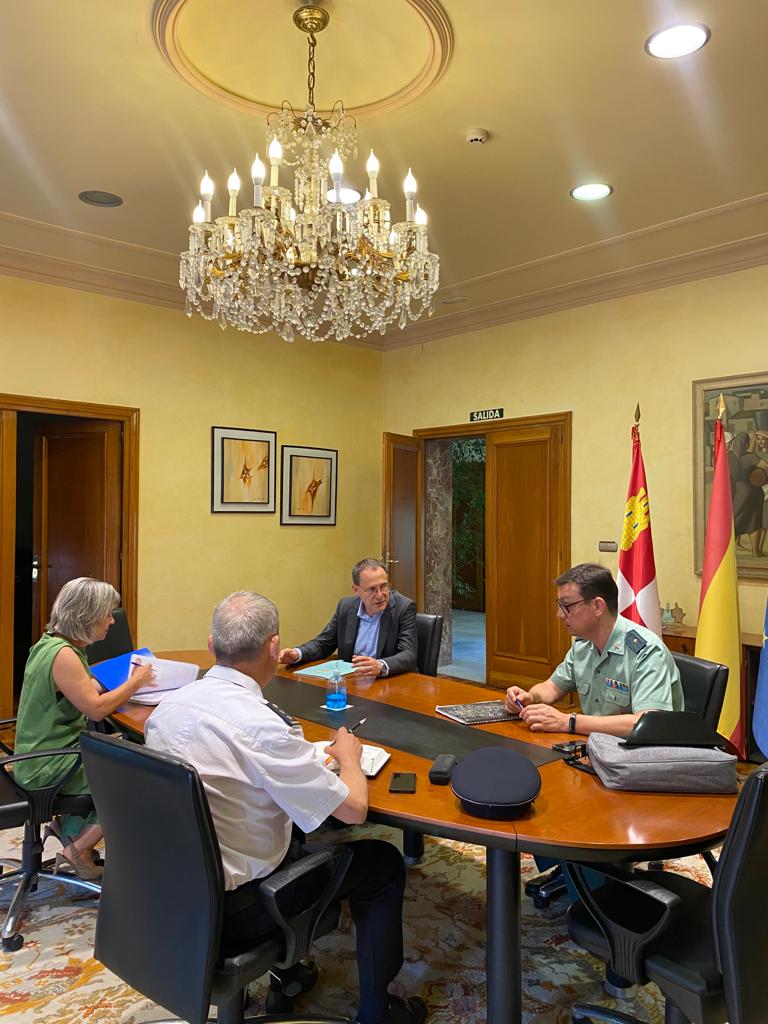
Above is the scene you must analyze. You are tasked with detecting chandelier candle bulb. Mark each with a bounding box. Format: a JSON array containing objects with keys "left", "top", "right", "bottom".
[
  {"left": 329, "top": 149, "right": 343, "bottom": 203},
  {"left": 200, "top": 170, "right": 214, "bottom": 222},
  {"left": 403, "top": 168, "right": 417, "bottom": 222},
  {"left": 227, "top": 169, "right": 241, "bottom": 216},
  {"left": 251, "top": 154, "right": 265, "bottom": 207},
  {"left": 366, "top": 150, "right": 380, "bottom": 198},
  {"left": 268, "top": 138, "right": 282, "bottom": 186}
]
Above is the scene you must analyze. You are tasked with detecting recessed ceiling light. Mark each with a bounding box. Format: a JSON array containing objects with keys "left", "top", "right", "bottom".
[
  {"left": 326, "top": 186, "right": 362, "bottom": 204},
  {"left": 441, "top": 295, "right": 469, "bottom": 305},
  {"left": 645, "top": 23, "right": 710, "bottom": 59},
  {"left": 78, "top": 190, "right": 123, "bottom": 207},
  {"left": 570, "top": 183, "right": 613, "bottom": 202}
]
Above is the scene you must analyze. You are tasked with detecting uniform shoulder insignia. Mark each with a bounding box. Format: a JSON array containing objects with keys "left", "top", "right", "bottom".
[
  {"left": 625, "top": 629, "right": 647, "bottom": 654},
  {"left": 264, "top": 699, "right": 298, "bottom": 728}
]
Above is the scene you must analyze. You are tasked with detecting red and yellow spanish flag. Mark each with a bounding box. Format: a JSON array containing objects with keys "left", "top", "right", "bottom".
[
  {"left": 617, "top": 423, "right": 662, "bottom": 635},
  {"left": 695, "top": 417, "right": 744, "bottom": 756}
]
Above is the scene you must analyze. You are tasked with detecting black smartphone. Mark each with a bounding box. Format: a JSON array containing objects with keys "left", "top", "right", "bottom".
[
  {"left": 389, "top": 771, "right": 417, "bottom": 793},
  {"left": 551, "top": 740, "right": 583, "bottom": 754}
]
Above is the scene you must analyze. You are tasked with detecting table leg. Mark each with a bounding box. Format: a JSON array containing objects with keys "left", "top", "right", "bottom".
[{"left": 486, "top": 846, "right": 521, "bottom": 1024}]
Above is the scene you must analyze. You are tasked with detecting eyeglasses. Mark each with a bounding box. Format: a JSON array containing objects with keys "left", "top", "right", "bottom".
[
  {"left": 359, "top": 583, "right": 390, "bottom": 596},
  {"left": 555, "top": 598, "right": 587, "bottom": 616}
]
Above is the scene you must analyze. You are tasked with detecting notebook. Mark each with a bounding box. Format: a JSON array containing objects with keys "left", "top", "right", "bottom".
[
  {"left": 313, "top": 740, "right": 391, "bottom": 778},
  {"left": 434, "top": 700, "right": 520, "bottom": 726}
]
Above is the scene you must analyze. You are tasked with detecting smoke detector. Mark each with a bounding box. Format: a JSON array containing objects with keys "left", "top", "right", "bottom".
[{"left": 466, "top": 128, "right": 489, "bottom": 145}]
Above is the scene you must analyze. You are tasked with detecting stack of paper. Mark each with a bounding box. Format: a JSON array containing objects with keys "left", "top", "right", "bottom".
[
  {"left": 128, "top": 655, "right": 200, "bottom": 705},
  {"left": 312, "top": 740, "right": 390, "bottom": 778}
]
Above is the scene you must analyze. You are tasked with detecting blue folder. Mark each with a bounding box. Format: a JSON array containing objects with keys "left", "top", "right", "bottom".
[{"left": 90, "top": 648, "right": 153, "bottom": 690}]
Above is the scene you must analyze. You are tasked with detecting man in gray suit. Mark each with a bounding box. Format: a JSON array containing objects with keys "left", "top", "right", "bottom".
[{"left": 279, "top": 558, "right": 417, "bottom": 679}]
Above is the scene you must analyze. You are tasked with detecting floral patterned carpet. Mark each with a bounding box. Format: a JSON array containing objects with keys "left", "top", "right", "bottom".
[{"left": 0, "top": 823, "right": 712, "bottom": 1023}]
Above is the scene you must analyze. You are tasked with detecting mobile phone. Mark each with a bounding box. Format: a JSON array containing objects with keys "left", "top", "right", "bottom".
[
  {"left": 388, "top": 771, "right": 417, "bottom": 793},
  {"left": 552, "top": 740, "right": 583, "bottom": 754}
]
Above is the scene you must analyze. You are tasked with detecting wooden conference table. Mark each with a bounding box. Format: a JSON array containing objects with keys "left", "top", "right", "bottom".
[{"left": 112, "top": 654, "right": 737, "bottom": 1024}]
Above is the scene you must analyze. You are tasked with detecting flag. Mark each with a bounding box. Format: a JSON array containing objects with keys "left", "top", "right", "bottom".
[
  {"left": 695, "top": 418, "right": 744, "bottom": 757},
  {"left": 751, "top": 596, "right": 768, "bottom": 759},
  {"left": 617, "top": 424, "right": 662, "bottom": 635}
]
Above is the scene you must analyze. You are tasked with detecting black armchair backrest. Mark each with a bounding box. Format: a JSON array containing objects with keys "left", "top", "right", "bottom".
[
  {"left": 80, "top": 731, "right": 223, "bottom": 1024},
  {"left": 671, "top": 651, "right": 728, "bottom": 731},
  {"left": 711, "top": 765, "right": 768, "bottom": 1024},
  {"left": 85, "top": 608, "right": 134, "bottom": 665},
  {"left": 416, "top": 613, "right": 444, "bottom": 677}
]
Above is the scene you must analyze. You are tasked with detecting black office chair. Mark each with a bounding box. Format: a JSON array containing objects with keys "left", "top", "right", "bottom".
[
  {"left": 85, "top": 607, "right": 134, "bottom": 665},
  {"left": 566, "top": 765, "right": 768, "bottom": 1024},
  {"left": 403, "top": 614, "right": 444, "bottom": 865},
  {"left": 415, "top": 613, "right": 444, "bottom": 677},
  {"left": 672, "top": 651, "right": 729, "bottom": 732},
  {"left": 79, "top": 731, "right": 351, "bottom": 1024},
  {"left": 0, "top": 744, "right": 100, "bottom": 951}
]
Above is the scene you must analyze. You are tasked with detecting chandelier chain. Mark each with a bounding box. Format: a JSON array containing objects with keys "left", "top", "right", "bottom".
[{"left": 307, "top": 33, "right": 316, "bottom": 108}]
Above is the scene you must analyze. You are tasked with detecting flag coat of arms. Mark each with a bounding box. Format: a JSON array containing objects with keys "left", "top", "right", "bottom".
[
  {"left": 617, "top": 424, "right": 662, "bottom": 636},
  {"left": 695, "top": 418, "right": 744, "bottom": 757}
]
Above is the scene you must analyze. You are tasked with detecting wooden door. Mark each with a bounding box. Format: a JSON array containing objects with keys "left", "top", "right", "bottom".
[
  {"left": 485, "top": 418, "right": 570, "bottom": 686},
  {"left": 32, "top": 418, "right": 122, "bottom": 635},
  {"left": 382, "top": 432, "right": 423, "bottom": 606},
  {"left": 0, "top": 412, "right": 17, "bottom": 716}
]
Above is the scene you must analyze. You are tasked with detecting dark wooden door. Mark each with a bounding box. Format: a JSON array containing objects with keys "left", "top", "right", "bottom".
[
  {"left": 32, "top": 418, "right": 122, "bottom": 635},
  {"left": 485, "top": 418, "right": 570, "bottom": 686},
  {"left": 382, "top": 432, "right": 423, "bottom": 606}
]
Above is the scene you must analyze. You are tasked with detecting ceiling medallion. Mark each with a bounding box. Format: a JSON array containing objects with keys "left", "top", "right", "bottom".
[
  {"left": 179, "top": 5, "right": 439, "bottom": 342},
  {"left": 152, "top": 0, "right": 453, "bottom": 118}
]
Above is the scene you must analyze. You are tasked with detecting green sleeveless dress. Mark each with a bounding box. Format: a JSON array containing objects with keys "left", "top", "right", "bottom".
[{"left": 14, "top": 633, "right": 98, "bottom": 837}]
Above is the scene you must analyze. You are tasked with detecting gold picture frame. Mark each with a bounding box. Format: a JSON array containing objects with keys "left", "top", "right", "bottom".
[{"left": 693, "top": 372, "right": 768, "bottom": 579}]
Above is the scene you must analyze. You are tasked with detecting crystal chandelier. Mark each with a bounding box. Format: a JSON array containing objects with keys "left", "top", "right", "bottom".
[{"left": 180, "top": 4, "right": 439, "bottom": 343}]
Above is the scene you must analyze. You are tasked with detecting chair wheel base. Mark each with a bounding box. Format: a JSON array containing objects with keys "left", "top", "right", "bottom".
[
  {"left": 264, "top": 988, "right": 296, "bottom": 1013},
  {"left": 2, "top": 934, "right": 24, "bottom": 952}
]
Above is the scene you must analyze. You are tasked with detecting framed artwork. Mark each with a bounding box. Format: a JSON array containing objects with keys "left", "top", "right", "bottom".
[
  {"left": 281, "top": 445, "right": 338, "bottom": 526},
  {"left": 693, "top": 372, "right": 768, "bottom": 579},
  {"left": 211, "top": 426, "right": 276, "bottom": 513}
]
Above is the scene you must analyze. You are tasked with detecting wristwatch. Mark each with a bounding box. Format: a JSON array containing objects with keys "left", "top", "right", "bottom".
[
  {"left": 378, "top": 660, "right": 389, "bottom": 677},
  {"left": 568, "top": 713, "right": 577, "bottom": 734}
]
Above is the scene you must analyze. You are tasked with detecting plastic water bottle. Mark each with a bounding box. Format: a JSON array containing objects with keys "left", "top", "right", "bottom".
[{"left": 326, "top": 668, "right": 346, "bottom": 711}]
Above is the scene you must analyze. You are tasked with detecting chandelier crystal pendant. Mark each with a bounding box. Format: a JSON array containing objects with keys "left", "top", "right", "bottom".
[{"left": 180, "top": 4, "right": 439, "bottom": 343}]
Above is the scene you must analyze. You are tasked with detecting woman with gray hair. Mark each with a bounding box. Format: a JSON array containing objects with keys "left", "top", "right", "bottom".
[{"left": 14, "top": 577, "right": 154, "bottom": 879}]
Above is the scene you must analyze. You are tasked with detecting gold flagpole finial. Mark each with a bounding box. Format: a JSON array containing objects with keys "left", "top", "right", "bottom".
[
  {"left": 717, "top": 394, "right": 726, "bottom": 420},
  {"left": 633, "top": 403, "right": 641, "bottom": 425}
]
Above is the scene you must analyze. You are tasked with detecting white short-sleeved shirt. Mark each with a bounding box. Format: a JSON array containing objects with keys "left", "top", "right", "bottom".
[{"left": 145, "top": 666, "right": 349, "bottom": 890}]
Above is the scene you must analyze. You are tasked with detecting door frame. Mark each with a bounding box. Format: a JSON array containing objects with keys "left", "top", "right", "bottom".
[
  {"left": 0, "top": 393, "right": 139, "bottom": 716},
  {"left": 412, "top": 411, "right": 572, "bottom": 682}
]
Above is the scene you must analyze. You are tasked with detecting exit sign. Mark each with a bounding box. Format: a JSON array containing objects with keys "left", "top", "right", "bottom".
[{"left": 469, "top": 407, "right": 504, "bottom": 422}]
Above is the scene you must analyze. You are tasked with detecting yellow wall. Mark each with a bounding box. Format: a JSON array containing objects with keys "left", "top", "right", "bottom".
[
  {"left": 1, "top": 275, "right": 383, "bottom": 650},
  {"left": 382, "top": 266, "right": 768, "bottom": 634}
]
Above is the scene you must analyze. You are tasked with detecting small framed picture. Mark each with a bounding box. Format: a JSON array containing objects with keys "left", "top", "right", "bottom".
[
  {"left": 211, "top": 426, "right": 276, "bottom": 513},
  {"left": 281, "top": 445, "right": 338, "bottom": 526}
]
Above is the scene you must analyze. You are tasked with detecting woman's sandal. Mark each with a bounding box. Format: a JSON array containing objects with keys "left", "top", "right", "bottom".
[{"left": 54, "top": 847, "right": 104, "bottom": 882}]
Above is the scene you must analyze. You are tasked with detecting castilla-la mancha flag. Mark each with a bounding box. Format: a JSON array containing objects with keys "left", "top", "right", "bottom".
[
  {"left": 617, "top": 424, "right": 662, "bottom": 636},
  {"left": 695, "top": 418, "right": 744, "bottom": 757}
]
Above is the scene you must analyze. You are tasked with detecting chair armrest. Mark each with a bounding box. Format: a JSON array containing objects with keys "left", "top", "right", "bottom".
[
  {"left": 259, "top": 842, "right": 353, "bottom": 969},
  {"left": 565, "top": 862, "right": 681, "bottom": 983},
  {"left": 0, "top": 717, "right": 17, "bottom": 756},
  {"left": 0, "top": 746, "right": 85, "bottom": 825}
]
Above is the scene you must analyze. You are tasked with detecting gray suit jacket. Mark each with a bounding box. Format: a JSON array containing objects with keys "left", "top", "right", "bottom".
[{"left": 297, "top": 590, "right": 417, "bottom": 676}]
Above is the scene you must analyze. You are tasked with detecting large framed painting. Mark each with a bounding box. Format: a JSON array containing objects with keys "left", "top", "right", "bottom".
[
  {"left": 693, "top": 372, "right": 768, "bottom": 579},
  {"left": 211, "top": 426, "right": 276, "bottom": 513},
  {"left": 280, "top": 445, "right": 338, "bottom": 526}
]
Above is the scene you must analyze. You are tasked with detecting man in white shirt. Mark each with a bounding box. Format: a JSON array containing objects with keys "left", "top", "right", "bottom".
[{"left": 145, "top": 590, "right": 426, "bottom": 1024}]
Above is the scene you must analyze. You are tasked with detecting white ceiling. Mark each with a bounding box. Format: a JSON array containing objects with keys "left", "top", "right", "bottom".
[{"left": 1, "top": 0, "right": 767, "bottom": 348}]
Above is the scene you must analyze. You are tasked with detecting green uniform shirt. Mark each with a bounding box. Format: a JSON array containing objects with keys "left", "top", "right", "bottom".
[{"left": 551, "top": 614, "right": 684, "bottom": 718}]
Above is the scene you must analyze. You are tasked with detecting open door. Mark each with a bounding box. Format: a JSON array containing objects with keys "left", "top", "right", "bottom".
[
  {"left": 485, "top": 416, "right": 570, "bottom": 687},
  {"left": 382, "top": 432, "right": 424, "bottom": 607},
  {"left": 31, "top": 417, "right": 123, "bottom": 635},
  {"left": 0, "top": 412, "right": 17, "bottom": 717}
]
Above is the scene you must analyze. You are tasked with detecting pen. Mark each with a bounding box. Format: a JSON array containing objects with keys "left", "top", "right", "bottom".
[{"left": 324, "top": 717, "right": 368, "bottom": 765}]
